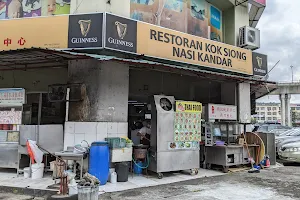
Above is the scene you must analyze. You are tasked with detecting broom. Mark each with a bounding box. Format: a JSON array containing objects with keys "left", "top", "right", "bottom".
[{"left": 242, "top": 133, "right": 260, "bottom": 173}]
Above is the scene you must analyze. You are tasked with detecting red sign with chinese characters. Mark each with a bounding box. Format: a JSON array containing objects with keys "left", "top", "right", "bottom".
[
  {"left": 255, "top": 0, "right": 266, "bottom": 6},
  {"left": 208, "top": 104, "right": 237, "bottom": 120}
]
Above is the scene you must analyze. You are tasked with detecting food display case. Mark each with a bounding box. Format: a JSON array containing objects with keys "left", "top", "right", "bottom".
[
  {"left": 202, "top": 104, "right": 255, "bottom": 172},
  {"left": 148, "top": 95, "right": 201, "bottom": 178},
  {"left": 0, "top": 88, "right": 24, "bottom": 171}
]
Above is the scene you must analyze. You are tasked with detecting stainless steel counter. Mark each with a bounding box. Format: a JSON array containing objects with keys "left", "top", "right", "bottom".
[
  {"left": 0, "top": 142, "right": 18, "bottom": 169},
  {"left": 205, "top": 145, "right": 258, "bottom": 172}
]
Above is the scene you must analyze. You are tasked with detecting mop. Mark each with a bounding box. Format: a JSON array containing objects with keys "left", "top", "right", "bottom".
[{"left": 242, "top": 133, "right": 260, "bottom": 173}]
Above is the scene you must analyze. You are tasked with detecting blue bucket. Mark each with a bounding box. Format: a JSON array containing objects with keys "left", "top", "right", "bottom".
[{"left": 133, "top": 161, "right": 143, "bottom": 175}]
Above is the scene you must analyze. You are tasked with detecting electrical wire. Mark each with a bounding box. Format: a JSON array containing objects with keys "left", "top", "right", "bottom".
[{"left": 73, "top": 0, "right": 85, "bottom": 14}]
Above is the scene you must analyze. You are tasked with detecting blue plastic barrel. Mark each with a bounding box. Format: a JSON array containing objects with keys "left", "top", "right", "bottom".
[{"left": 89, "top": 141, "right": 109, "bottom": 185}]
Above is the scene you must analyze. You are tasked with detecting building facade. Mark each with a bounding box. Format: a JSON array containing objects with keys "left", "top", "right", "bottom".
[
  {"left": 254, "top": 102, "right": 300, "bottom": 125},
  {"left": 0, "top": 0, "right": 269, "bottom": 147}
]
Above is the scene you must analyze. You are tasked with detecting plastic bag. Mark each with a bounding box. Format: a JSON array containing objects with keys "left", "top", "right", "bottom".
[{"left": 27, "top": 140, "right": 44, "bottom": 164}]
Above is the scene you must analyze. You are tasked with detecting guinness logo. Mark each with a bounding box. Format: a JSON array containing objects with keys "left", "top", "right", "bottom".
[
  {"left": 256, "top": 56, "right": 263, "bottom": 68},
  {"left": 78, "top": 20, "right": 91, "bottom": 37},
  {"left": 115, "top": 21, "right": 127, "bottom": 39}
]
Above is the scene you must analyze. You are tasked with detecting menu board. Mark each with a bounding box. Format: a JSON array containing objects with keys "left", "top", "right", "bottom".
[{"left": 174, "top": 101, "right": 202, "bottom": 143}]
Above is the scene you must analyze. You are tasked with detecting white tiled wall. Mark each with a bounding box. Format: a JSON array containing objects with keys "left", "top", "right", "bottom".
[{"left": 64, "top": 122, "right": 128, "bottom": 150}]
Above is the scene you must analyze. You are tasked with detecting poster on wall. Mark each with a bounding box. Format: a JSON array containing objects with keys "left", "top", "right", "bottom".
[
  {"left": 208, "top": 4, "right": 222, "bottom": 42},
  {"left": 130, "top": 0, "right": 210, "bottom": 39},
  {"left": 2, "top": 0, "right": 70, "bottom": 19},
  {"left": 0, "top": 110, "right": 22, "bottom": 124},
  {"left": 174, "top": 101, "right": 202, "bottom": 143},
  {"left": 187, "top": 0, "right": 208, "bottom": 39},
  {"left": 0, "top": 0, "right": 6, "bottom": 19}
]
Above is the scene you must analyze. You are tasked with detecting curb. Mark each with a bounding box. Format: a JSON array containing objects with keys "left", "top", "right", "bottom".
[{"left": 0, "top": 185, "right": 57, "bottom": 198}]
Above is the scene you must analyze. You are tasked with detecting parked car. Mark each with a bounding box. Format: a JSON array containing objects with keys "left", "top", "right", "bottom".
[
  {"left": 278, "top": 141, "right": 300, "bottom": 162},
  {"left": 276, "top": 129, "right": 300, "bottom": 153},
  {"left": 253, "top": 123, "right": 291, "bottom": 133},
  {"left": 268, "top": 129, "right": 291, "bottom": 136}
]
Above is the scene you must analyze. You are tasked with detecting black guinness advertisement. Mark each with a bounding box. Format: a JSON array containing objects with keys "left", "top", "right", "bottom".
[
  {"left": 68, "top": 13, "right": 103, "bottom": 49},
  {"left": 105, "top": 13, "right": 137, "bottom": 53},
  {"left": 252, "top": 52, "right": 268, "bottom": 77}
]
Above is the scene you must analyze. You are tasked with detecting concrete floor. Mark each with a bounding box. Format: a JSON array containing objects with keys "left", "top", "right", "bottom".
[
  {"left": 2, "top": 165, "right": 300, "bottom": 200},
  {"left": 100, "top": 166, "right": 300, "bottom": 200}
]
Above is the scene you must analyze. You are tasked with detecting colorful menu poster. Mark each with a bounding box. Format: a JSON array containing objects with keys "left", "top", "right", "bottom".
[
  {"left": 1, "top": 0, "right": 70, "bottom": 20},
  {"left": 174, "top": 101, "right": 202, "bottom": 143}
]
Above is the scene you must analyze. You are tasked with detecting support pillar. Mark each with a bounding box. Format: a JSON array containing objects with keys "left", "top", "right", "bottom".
[
  {"left": 280, "top": 94, "right": 286, "bottom": 126},
  {"left": 68, "top": 59, "right": 129, "bottom": 122},
  {"left": 285, "top": 94, "right": 291, "bottom": 127}
]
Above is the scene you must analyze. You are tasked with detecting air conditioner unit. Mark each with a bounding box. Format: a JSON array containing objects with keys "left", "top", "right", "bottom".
[{"left": 238, "top": 26, "right": 260, "bottom": 50}]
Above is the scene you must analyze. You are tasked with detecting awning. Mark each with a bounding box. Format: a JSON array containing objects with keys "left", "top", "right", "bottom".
[
  {"left": 248, "top": 0, "right": 266, "bottom": 27},
  {"left": 0, "top": 47, "right": 92, "bottom": 70},
  {"left": 0, "top": 47, "right": 276, "bottom": 98}
]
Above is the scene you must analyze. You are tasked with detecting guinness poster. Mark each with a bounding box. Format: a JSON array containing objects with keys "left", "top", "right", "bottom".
[
  {"left": 252, "top": 52, "right": 268, "bottom": 77},
  {"left": 68, "top": 13, "right": 103, "bottom": 49},
  {"left": 105, "top": 13, "right": 137, "bottom": 53}
]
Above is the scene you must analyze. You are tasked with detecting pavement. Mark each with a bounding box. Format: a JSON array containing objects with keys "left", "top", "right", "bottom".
[
  {"left": 100, "top": 165, "right": 300, "bottom": 200},
  {"left": 1, "top": 164, "right": 300, "bottom": 200}
]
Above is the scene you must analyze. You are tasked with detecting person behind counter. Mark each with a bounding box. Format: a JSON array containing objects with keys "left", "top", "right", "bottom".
[
  {"left": 130, "top": 121, "right": 143, "bottom": 145},
  {"left": 137, "top": 120, "right": 151, "bottom": 146}
]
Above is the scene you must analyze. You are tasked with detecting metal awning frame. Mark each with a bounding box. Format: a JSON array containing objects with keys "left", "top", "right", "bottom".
[{"left": 0, "top": 47, "right": 277, "bottom": 97}]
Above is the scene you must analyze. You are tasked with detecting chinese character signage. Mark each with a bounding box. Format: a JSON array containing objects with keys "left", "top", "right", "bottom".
[
  {"left": 0, "top": 110, "right": 22, "bottom": 124},
  {"left": 0, "top": 88, "right": 25, "bottom": 105},
  {"left": 208, "top": 104, "right": 237, "bottom": 121},
  {"left": 0, "top": 13, "right": 103, "bottom": 50}
]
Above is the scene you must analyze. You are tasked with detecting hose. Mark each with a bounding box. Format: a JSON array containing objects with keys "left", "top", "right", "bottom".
[{"left": 132, "top": 152, "right": 150, "bottom": 169}]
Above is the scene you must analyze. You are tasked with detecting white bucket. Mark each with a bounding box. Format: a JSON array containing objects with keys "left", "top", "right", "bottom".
[
  {"left": 31, "top": 163, "right": 44, "bottom": 179},
  {"left": 110, "top": 172, "right": 117, "bottom": 184},
  {"left": 24, "top": 167, "right": 30, "bottom": 178},
  {"left": 69, "top": 184, "right": 78, "bottom": 196}
]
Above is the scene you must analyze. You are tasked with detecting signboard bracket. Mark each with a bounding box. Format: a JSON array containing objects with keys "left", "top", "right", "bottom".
[{"left": 235, "top": 0, "right": 248, "bottom": 6}]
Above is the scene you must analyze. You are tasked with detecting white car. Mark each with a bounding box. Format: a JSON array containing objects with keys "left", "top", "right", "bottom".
[
  {"left": 275, "top": 129, "right": 300, "bottom": 152},
  {"left": 278, "top": 141, "right": 300, "bottom": 162}
]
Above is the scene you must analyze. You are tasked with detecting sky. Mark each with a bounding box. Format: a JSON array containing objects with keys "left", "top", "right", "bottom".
[{"left": 256, "top": 0, "right": 300, "bottom": 103}]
